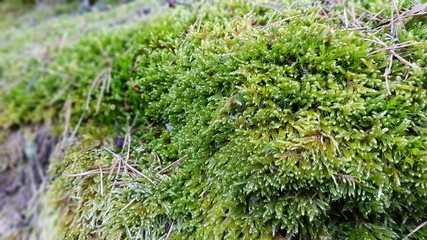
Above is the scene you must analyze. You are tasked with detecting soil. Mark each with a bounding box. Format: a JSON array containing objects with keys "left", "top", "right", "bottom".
[{"left": 0, "top": 127, "right": 54, "bottom": 239}]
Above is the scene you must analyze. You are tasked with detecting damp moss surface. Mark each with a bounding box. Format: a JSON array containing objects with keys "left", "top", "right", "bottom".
[{"left": 1, "top": 0, "right": 427, "bottom": 239}]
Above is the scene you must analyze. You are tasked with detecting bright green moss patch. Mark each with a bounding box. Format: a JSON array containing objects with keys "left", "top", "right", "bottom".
[
  {"left": 127, "top": 4, "right": 427, "bottom": 238},
  {"left": 2, "top": 0, "right": 427, "bottom": 239}
]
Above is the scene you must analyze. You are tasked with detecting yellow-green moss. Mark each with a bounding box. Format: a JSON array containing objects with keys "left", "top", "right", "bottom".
[{"left": 2, "top": 0, "right": 427, "bottom": 239}]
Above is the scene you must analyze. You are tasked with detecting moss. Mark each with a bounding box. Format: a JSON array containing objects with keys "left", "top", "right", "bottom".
[{"left": 2, "top": 0, "right": 427, "bottom": 239}]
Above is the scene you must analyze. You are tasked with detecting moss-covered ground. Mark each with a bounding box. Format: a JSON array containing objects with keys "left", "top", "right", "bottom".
[{"left": 1, "top": 0, "right": 427, "bottom": 239}]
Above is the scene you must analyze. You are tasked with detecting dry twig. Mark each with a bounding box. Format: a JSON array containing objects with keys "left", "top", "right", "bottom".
[
  {"left": 158, "top": 155, "right": 187, "bottom": 174},
  {"left": 383, "top": 54, "right": 393, "bottom": 95},
  {"left": 404, "top": 220, "right": 427, "bottom": 240}
]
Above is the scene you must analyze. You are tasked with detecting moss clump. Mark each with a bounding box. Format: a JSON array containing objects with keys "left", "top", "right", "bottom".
[
  {"left": 128, "top": 3, "right": 427, "bottom": 239},
  {"left": 2, "top": 0, "right": 427, "bottom": 239}
]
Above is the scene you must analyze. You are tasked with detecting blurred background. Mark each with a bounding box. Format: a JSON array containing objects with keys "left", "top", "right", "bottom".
[
  {"left": 0, "top": 0, "right": 157, "bottom": 238},
  {"left": 0, "top": 0, "right": 132, "bottom": 29}
]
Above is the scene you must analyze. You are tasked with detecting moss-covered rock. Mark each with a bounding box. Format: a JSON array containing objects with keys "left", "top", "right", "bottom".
[{"left": 1, "top": 0, "right": 427, "bottom": 239}]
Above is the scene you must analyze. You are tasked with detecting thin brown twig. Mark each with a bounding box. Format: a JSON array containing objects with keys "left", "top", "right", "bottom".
[
  {"left": 266, "top": 10, "right": 277, "bottom": 26},
  {"left": 85, "top": 49, "right": 113, "bottom": 113},
  {"left": 123, "top": 132, "right": 130, "bottom": 176},
  {"left": 63, "top": 166, "right": 130, "bottom": 177},
  {"left": 158, "top": 155, "right": 188, "bottom": 174},
  {"left": 404, "top": 220, "right": 427, "bottom": 240},
  {"left": 85, "top": 66, "right": 111, "bottom": 112},
  {"left": 354, "top": 5, "right": 380, "bottom": 16},
  {"left": 389, "top": 49, "right": 419, "bottom": 69},
  {"left": 369, "top": 41, "right": 417, "bottom": 55},
  {"left": 160, "top": 222, "right": 175, "bottom": 240},
  {"left": 366, "top": 36, "right": 419, "bottom": 69},
  {"left": 384, "top": 54, "right": 393, "bottom": 95},
  {"left": 103, "top": 148, "right": 156, "bottom": 185},
  {"left": 166, "top": 222, "right": 174, "bottom": 238},
  {"left": 371, "top": 3, "right": 427, "bottom": 33},
  {"left": 108, "top": 149, "right": 121, "bottom": 178},
  {"left": 107, "top": 153, "right": 121, "bottom": 179},
  {"left": 69, "top": 110, "right": 85, "bottom": 143},
  {"left": 122, "top": 160, "right": 156, "bottom": 185},
  {"left": 389, "top": 0, "right": 399, "bottom": 39},
  {"left": 409, "top": 3, "right": 427, "bottom": 15},
  {"left": 118, "top": 198, "right": 136, "bottom": 214},
  {"left": 343, "top": 8, "right": 349, "bottom": 28},
  {"left": 366, "top": 9, "right": 385, "bottom": 23},
  {"left": 153, "top": 151, "right": 162, "bottom": 167},
  {"left": 63, "top": 169, "right": 106, "bottom": 177},
  {"left": 365, "top": 35, "right": 420, "bottom": 95},
  {"left": 349, "top": 3, "right": 361, "bottom": 28},
  {"left": 392, "top": 0, "right": 404, "bottom": 31}
]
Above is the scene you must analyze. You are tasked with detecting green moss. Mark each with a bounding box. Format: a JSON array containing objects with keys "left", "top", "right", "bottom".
[{"left": 2, "top": 0, "right": 427, "bottom": 239}]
